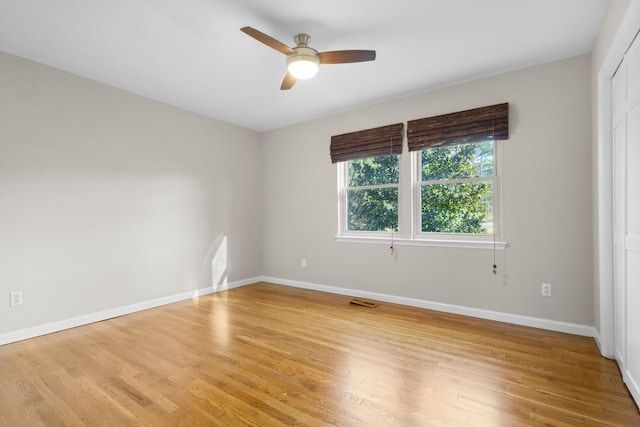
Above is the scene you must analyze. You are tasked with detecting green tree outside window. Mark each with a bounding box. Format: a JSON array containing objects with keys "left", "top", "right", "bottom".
[
  {"left": 346, "top": 154, "right": 399, "bottom": 232},
  {"left": 421, "top": 141, "right": 493, "bottom": 233}
]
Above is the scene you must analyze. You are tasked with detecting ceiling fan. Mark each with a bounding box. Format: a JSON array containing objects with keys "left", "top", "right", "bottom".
[{"left": 240, "top": 26, "right": 376, "bottom": 90}]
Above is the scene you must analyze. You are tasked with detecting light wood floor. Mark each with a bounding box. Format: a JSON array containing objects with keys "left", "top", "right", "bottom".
[{"left": 0, "top": 282, "right": 638, "bottom": 426}]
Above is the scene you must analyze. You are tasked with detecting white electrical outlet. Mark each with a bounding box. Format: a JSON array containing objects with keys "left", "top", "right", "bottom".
[
  {"left": 10, "top": 291, "right": 23, "bottom": 306},
  {"left": 301, "top": 258, "right": 307, "bottom": 268},
  {"left": 541, "top": 283, "right": 552, "bottom": 297}
]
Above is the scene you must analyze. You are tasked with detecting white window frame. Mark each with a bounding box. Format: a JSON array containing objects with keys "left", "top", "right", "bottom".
[
  {"left": 336, "top": 139, "right": 506, "bottom": 250},
  {"left": 413, "top": 140, "right": 500, "bottom": 243},
  {"left": 337, "top": 154, "right": 402, "bottom": 238}
]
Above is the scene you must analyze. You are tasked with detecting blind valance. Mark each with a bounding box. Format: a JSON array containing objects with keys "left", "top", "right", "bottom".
[
  {"left": 330, "top": 123, "right": 404, "bottom": 163},
  {"left": 407, "top": 103, "right": 509, "bottom": 152}
]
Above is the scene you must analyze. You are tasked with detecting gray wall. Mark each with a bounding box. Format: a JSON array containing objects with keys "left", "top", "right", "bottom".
[
  {"left": 0, "top": 52, "right": 263, "bottom": 334},
  {"left": 262, "top": 54, "right": 594, "bottom": 326},
  {"left": 1, "top": 49, "right": 598, "bottom": 337}
]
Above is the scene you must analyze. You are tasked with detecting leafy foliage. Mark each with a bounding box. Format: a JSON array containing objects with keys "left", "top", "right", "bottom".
[
  {"left": 421, "top": 142, "right": 493, "bottom": 233},
  {"left": 421, "top": 183, "right": 492, "bottom": 233},
  {"left": 347, "top": 188, "right": 398, "bottom": 231},
  {"left": 347, "top": 155, "right": 399, "bottom": 186},
  {"left": 422, "top": 141, "right": 493, "bottom": 180},
  {"left": 346, "top": 155, "right": 398, "bottom": 231}
]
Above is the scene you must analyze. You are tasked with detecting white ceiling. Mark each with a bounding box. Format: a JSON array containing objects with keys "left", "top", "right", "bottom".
[{"left": 0, "top": 0, "right": 609, "bottom": 132}]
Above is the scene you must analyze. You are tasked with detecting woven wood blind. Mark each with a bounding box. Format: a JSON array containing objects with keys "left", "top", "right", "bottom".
[
  {"left": 407, "top": 103, "right": 509, "bottom": 152},
  {"left": 330, "top": 123, "right": 404, "bottom": 163}
]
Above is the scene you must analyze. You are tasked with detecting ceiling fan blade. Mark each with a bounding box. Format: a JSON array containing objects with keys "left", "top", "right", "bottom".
[
  {"left": 318, "top": 50, "right": 376, "bottom": 64},
  {"left": 280, "top": 73, "right": 297, "bottom": 90},
  {"left": 240, "top": 26, "right": 295, "bottom": 55}
]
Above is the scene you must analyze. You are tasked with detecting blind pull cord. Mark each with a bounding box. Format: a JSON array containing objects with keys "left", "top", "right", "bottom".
[
  {"left": 390, "top": 136, "right": 395, "bottom": 256},
  {"left": 492, "top": 119, "right": 497, "bottom": 275}
]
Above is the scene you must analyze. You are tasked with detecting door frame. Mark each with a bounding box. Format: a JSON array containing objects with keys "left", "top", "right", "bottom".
[{"left": 597, "top": 0, "right": 640, "bottom": 358}]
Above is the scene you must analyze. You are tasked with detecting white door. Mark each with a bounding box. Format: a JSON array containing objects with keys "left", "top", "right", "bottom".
[
  {"left": 613, "top": 31, "right": 640, "bottom": 407},
  {"left": 613, "top": 63, "right": 626, "bottom": 368}
]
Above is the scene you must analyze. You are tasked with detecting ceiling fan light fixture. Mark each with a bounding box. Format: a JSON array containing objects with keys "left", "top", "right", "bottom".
[
  {"left": 287, "top": 51, "right": 319, "bottom": 79},
  {"left": 240, "top": 27, "right": 376, "bottom": 90}
]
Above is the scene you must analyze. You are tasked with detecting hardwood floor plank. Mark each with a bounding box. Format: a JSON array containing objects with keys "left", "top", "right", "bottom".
[{"left": 0, "top": 282, "right": 638, "bottom": 426}]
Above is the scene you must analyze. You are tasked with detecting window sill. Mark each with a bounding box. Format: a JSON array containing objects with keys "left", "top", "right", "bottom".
[{"left": 335, "top": 235, "right": 507, "bottom": 250}]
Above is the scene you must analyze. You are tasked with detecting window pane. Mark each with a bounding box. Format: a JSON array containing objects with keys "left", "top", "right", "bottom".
[
  {"left": 347, "top": 188, "right": 398, "bottom": 231},
  {"left": 347, "top": 155, "right": 399, "bottom": 187},
  {"left": 422, "top": 141, "right": 493, "bottom": 181},
  {"left": 421, "top": 182, "right": 493, "bottom": 233}
]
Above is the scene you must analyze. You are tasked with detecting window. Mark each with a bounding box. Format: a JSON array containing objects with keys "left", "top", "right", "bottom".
[
  {"left": 331, "top": 122, "right": 404, "bottom": 236},
  {"left": 343, "top": 154, "right": 400, "bottom": 232},
  {"left": 338, "top": 140, "right": 497, "bottom": 243},
  {"left": 333, "top": 103, "right": 508, "bottom": 248},
  {"left": 417, "top": 140, "right": 495, "bottom": 236}
]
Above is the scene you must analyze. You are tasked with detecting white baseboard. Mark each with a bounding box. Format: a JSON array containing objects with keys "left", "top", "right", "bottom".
[
  {"left": 2, "top": 275, "right": 597, "bottom": 347},
  {"left": 593, "top": 329, "right": 617, "bottom": 359},
  {"left": 259, "top": 276, "right": 597, "bottom": 338},
  {"left": 0, "top": 277, "right": 258, "bottom": 346},
  {"left": 624, "top": 370, "right": 640, "bottom": 412}
]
